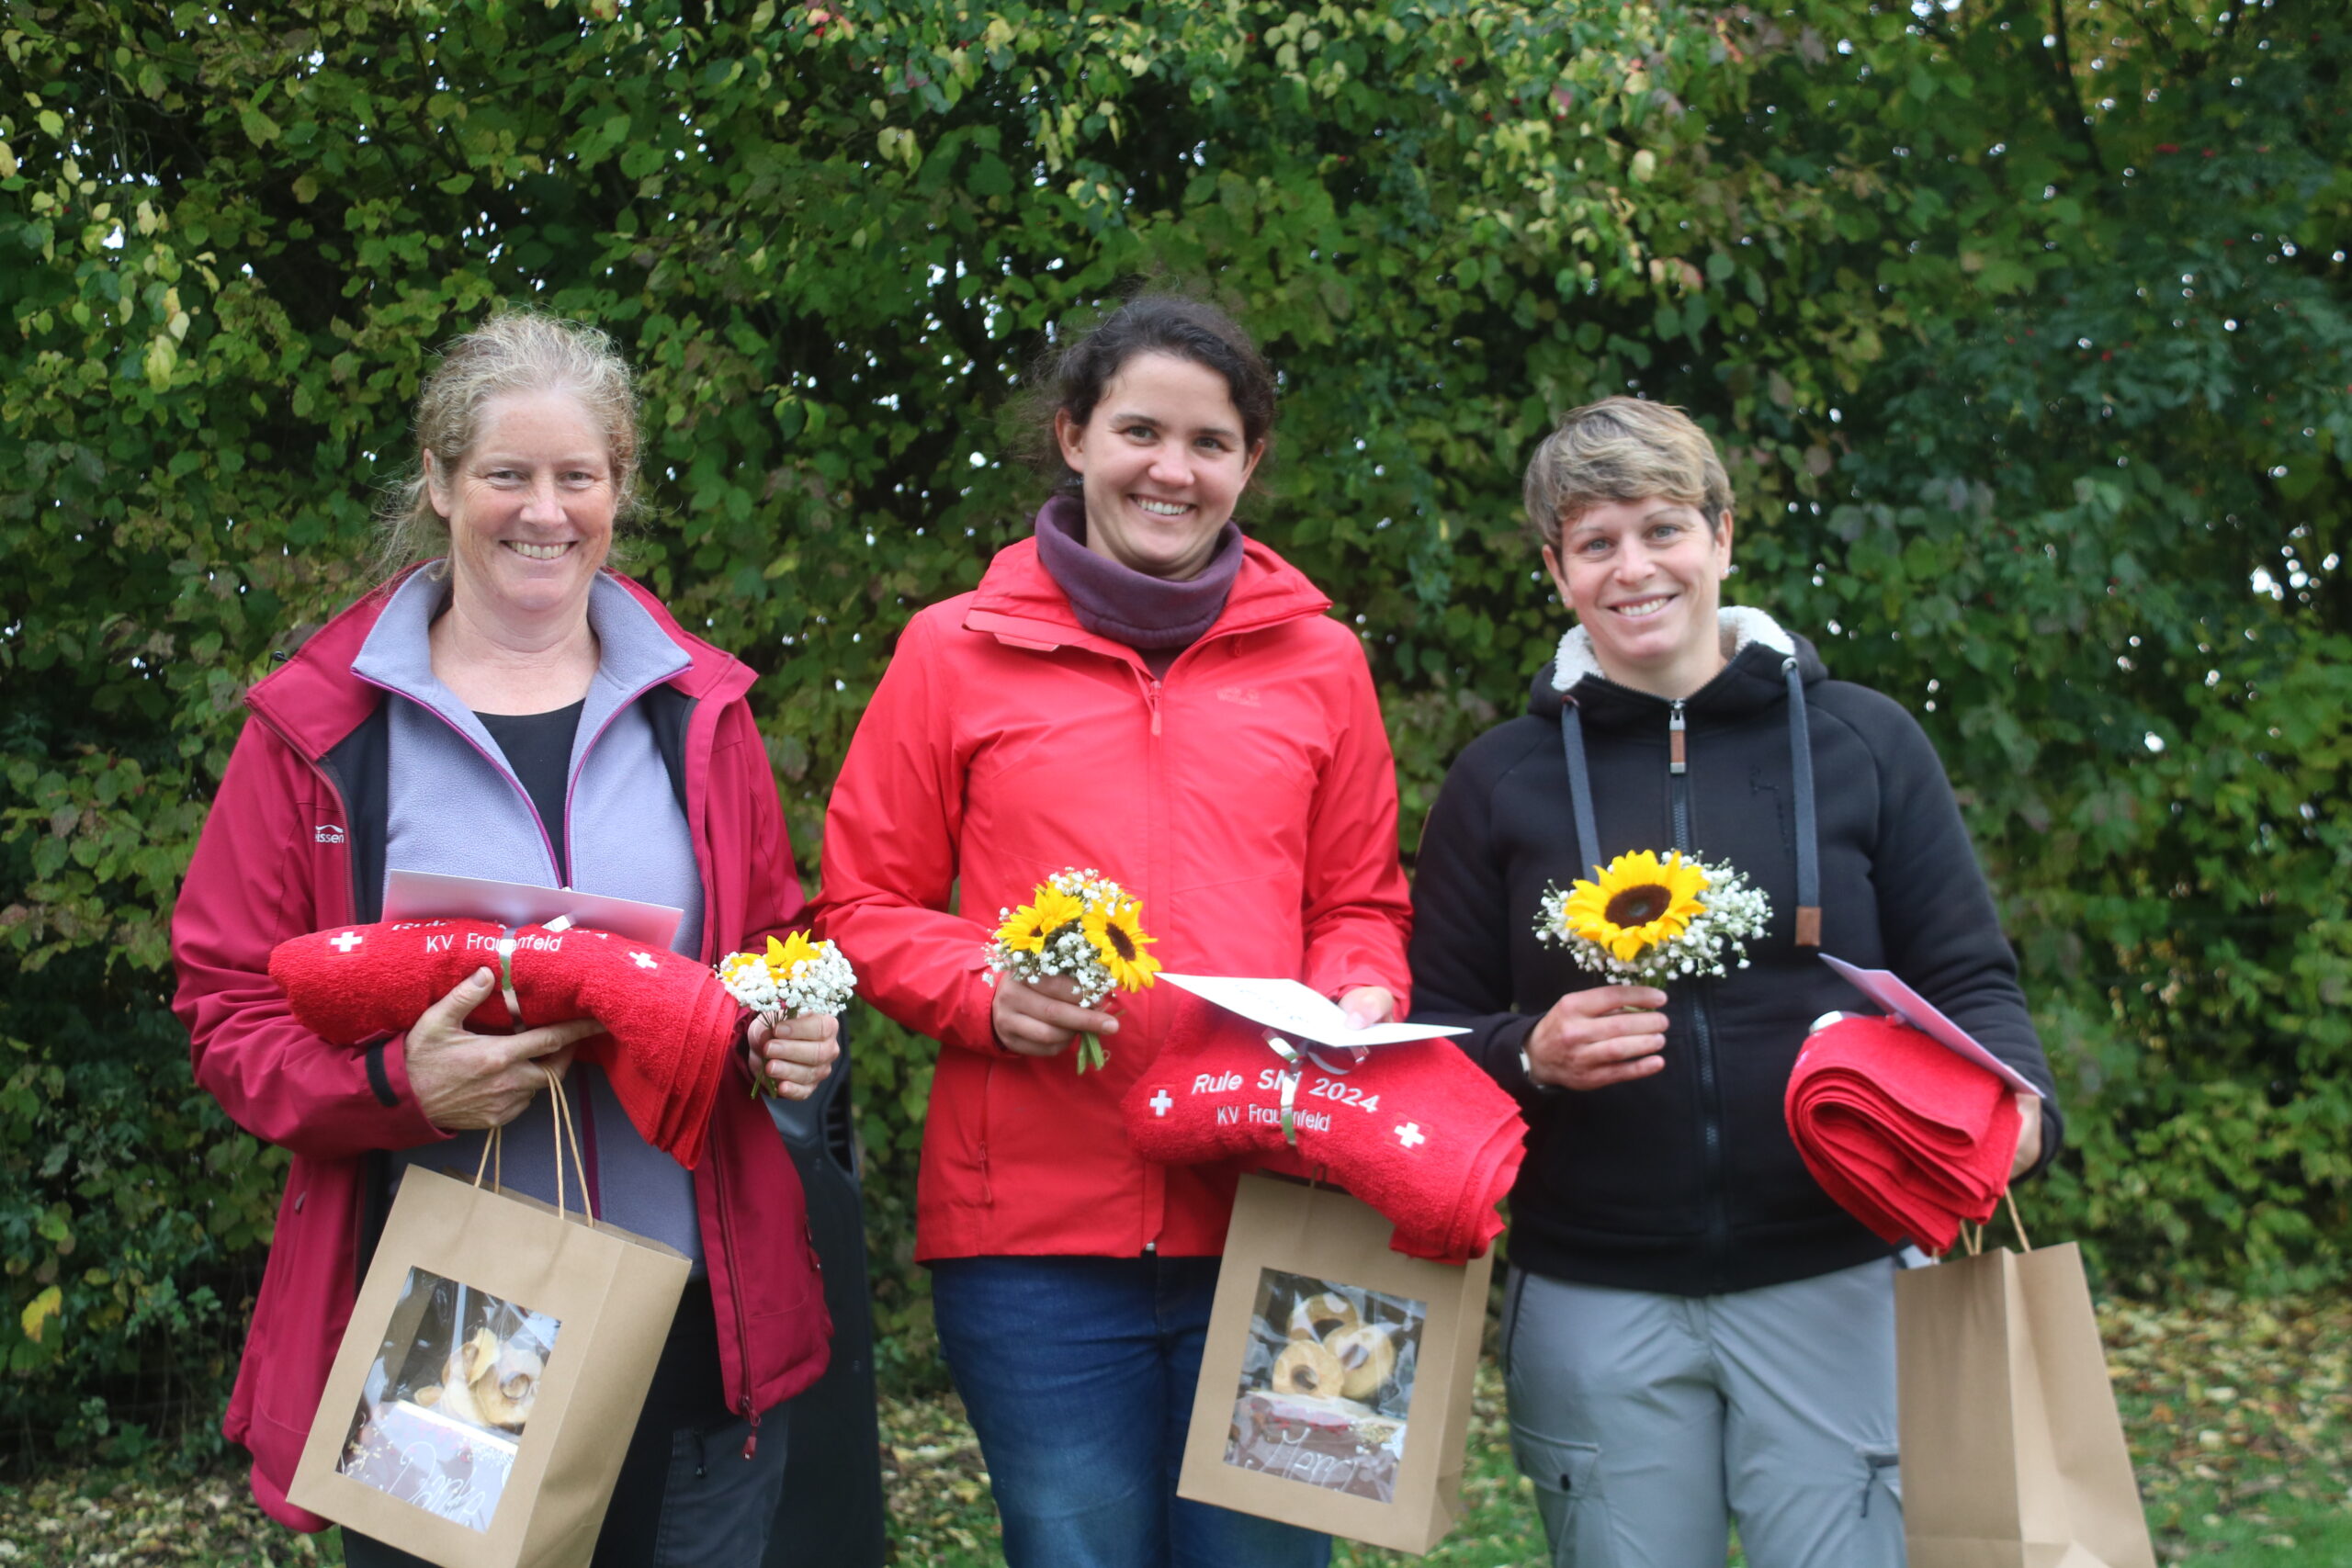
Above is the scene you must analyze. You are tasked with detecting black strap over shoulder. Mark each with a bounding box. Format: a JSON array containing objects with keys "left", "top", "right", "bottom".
[
  {"left": 1783, "top": 659, "right": 1822, "bottom": 947},
  {"left": 1559, "top": 703, "right": 1603, "bottom": 882}
]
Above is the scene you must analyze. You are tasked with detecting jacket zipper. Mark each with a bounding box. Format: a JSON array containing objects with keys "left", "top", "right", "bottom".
[
  {"left": 709, "top": 1113, "right": 761, "bottom": 1457},
  {"left": 561, "top": 671, "right": 686, "bottom": 890},
  {"left": 978, "top": 1059, "right": 994, "bottom": 1207},
  {"left": 349, "top": 671, "right": 564, "bottom": 884},
  {"left": 1143, "top": 672, "right": 1167, "bottom": 1248},
  {"left": 1667, "top": 700, "right": 1728, "bottom": 1287},
  {"left": 659, "top": 683, "right": 755, "bottom": 1458}
]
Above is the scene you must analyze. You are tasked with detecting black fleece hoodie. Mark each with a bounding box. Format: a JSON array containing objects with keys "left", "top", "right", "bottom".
[{"left": 1408, "top": 608, "right": 2063, "bottom": 1297}]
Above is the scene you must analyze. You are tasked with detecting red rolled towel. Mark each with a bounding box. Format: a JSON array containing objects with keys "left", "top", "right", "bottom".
[
  {"left": 268, "top": 919, "right": 744, "bottom": 1169},
  {"left": 1783, "top": 1012, "right": 2023, "bottom": 1254},
  {"left": 1121, "top": 990, "right": 1526, "bottom": 1262}
]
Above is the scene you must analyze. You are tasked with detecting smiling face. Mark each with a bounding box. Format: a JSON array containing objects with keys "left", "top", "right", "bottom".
[
  {"left": 427, "top": 389, "right": 616, "bottom": 628},
  {"left": 1054, "top": 351, "right": 1263, "bottom": 581},
  {"left": 1543, "top": 497, "right": 1736, "bottom": 698}
]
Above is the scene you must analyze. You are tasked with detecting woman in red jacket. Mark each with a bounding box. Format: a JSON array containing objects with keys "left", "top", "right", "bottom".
[
  {"left": 815, "top": 296, "right": 1413, "bottom": 1568},
  {"left": 171, "top": 312, "right": 837, "bottom": 1565}
]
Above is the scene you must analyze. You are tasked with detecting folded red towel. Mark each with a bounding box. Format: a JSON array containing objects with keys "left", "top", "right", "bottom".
[
  {"left": 1121, "top": 991, "right": 1525, "bottom": 1262},
  {"left": 268, "top": 919, "right": 744, "bottom": 1168},
  {"left": 1783, "top": 1013, "right": 2022, "bottom": 1254}
]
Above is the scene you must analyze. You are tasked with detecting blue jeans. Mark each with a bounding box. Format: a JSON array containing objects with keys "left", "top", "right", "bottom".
[{"left": 929, "top": 1255, "right": 1331, "bottom": 1568}]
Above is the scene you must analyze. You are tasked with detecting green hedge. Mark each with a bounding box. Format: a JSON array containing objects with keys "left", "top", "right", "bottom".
[{"left": 2, "top": 0, "right": 2345, "bottom": 1451}]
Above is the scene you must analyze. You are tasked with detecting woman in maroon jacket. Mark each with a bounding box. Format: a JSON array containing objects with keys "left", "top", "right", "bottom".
[
  {"left": 171, "top": 313, "right": 836, "bottom": 1565},
  {"left": 816, "top": 296, "right": 1414, "bottom": 1568}
]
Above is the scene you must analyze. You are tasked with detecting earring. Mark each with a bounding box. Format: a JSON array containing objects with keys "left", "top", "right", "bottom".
[{"left": 1722, "top": 564, "right": 1737, "bottom": 578}]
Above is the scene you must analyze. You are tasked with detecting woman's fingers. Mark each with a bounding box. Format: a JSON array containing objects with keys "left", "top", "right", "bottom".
[
  {"left": 1527, "top": 988, "right": 1672, "bottom": 1090},
  {"left": 1554, "top": 1032, "right": 1668, "bottom": 1090},
  {"left": 760, "top": 1013, "right": 842, "bottom": 1097},
  {"left": 991, "top": 974, "right": 1117, "bottom": 1056},
  {"left": 2008, "top": 1091, "right": 2045, "bottom": 1179},
  {"left": 1566, "top": 984, "right": 1669, "bottom": 1015},
  {"left": 510, "top": 1016, "right": 603, "bottom": 1060},
  {"left": 1338, "top": 986, "right": 1396, "bottom": 1029},
  {"left": 414, "top": 967, "right": 498, "bottom": 1041},
  {"left": 405, "top": 988, "right": 599, "bottom": 1130}
]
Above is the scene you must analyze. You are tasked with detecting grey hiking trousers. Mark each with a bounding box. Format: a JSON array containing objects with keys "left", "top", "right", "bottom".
[{"left": 1498, "top": 1257, "right": 1906, "bottom": 1568}]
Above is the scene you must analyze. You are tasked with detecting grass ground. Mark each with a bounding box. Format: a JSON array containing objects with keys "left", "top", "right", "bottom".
[{"left": 3, "top": 1292, "right": 2343, "bottom": 1566}]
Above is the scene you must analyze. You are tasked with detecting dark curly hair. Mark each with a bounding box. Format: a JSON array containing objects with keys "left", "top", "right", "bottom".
[{"left": 1027, "top": 293, "right": 1277, "bottom": 491}]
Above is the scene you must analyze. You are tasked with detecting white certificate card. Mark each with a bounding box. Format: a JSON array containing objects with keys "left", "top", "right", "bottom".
[
  {"left": 1156, "top": 974, "right": 1468, "bottom": 1049},
  {"left": 382, "top": 868, "right": 684, "bottom": 953}
]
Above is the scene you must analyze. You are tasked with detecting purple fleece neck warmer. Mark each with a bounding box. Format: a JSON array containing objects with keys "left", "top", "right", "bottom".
[{"left": 1032, "top": 492, "right": 1244, "bottom": 651}]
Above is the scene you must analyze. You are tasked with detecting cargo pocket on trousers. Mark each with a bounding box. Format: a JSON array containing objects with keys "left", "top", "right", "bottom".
[
  {"left": 1858, "top": 1445, "right": 1902, "bottom": 1519},
  {"left": 1510, "top": 1425, "right": 1617, "bottom": 1568}
]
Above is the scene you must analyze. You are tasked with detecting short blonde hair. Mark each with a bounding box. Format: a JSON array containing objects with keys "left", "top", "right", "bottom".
[
  {"left": 1521, "top": 397, "right": 1734, "bottom": 552},
  {"left": 375, "top": 311, "right": 643, "bottom": 575}
]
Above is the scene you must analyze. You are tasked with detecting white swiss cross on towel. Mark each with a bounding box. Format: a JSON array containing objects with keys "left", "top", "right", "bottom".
[
  {"left": 1148, "top": 1089, "right": 1173, "bottom": 1117},
  {"left": 329, "top": 931, "right": 364, "bottom": 953},
  {"left": 1394, "top": 1122, "right": 1427, "bottom": 1149},
  {"left": 628, "top": 951, "right": 659, "bottom": 970}
]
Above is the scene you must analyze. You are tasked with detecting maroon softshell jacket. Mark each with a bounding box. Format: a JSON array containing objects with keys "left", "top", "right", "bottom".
[{"left": 171, "top": 570, "right": 830, "bottom": 1529}]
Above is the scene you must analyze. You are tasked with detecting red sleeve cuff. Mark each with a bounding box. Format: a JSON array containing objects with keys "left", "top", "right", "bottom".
[{"left": 378, "top": 1032, "right": 454, "bottom": 1145}]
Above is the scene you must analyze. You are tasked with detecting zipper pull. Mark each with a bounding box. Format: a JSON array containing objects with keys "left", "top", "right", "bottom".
[
  {"left": 1669, "top": 701, "right": 1688, "bottom": 774},
  {"left": 1148, "top": 679, "right": 1163, "bottom": 737},
  {"left": 741, "top": 1399, "right": 761, "bottom": 1460}
]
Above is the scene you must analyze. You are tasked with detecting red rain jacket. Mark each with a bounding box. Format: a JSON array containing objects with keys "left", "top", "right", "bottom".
[
  {"left": 171, "top": 571, "right": 829, "bottom": 1530},
  {"left": 813, "top": 535, "right": 1414, "bottom": 1261}
]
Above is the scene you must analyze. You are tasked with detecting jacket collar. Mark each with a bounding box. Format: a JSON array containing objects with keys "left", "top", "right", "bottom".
[
  {"left": 962, "top": 530, "right": 1333, "bottom": 660},
  {"left": 246, "top": 564, "right": 752, "bottom": 760},
  {"left": 1527, "top": 605, "right": 1828, "bottom": 727}
]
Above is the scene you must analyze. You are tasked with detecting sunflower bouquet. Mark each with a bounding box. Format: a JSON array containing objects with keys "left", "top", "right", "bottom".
[
  {"left": 718, "top": 931, "right": 858, "bottom": 1098},
  {"left": 988, "top": 869, "right": 1161, "bottom": 1072},
  {"left": 1533, "top": 850, "right": 1771, "bottom": 987}
]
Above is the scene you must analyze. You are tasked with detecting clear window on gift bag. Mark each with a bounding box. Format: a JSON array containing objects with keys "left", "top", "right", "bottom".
[
  {"left": 1221, "top": 1268, "right": 1428, "bottom": 1504},
  {"left": 335, "top": 1267, "right": 563, "bottom": 1532}
]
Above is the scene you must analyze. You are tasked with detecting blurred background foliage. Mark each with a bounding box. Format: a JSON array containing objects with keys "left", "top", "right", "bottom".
[{"left": 1, "top": 0, "right": 2344, "bottom": 1461}]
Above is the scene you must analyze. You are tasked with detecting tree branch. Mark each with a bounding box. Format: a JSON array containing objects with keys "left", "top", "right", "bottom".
[{"left": 2041, "top": 0, "right": 2107, "bottom": 176}]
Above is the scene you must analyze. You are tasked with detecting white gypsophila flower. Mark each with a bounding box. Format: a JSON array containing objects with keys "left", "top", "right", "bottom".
[
  {"left": 718, "top": 953, "right": 782, "bottom": 1015},
  {"left": 718, "top": 935, "right": 858, "bottom": 1021},
  {"left": 774, "top": 942, "right": 858, "bottom": 1018}
]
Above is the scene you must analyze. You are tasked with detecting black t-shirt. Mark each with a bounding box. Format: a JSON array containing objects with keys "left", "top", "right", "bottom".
[{"left": 475, "top": 700, "right": 585, "bottom": 884}]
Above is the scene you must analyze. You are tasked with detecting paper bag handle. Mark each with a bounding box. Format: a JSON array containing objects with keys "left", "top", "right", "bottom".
[
  {"left": 468, "top": 1068, "right": 597, "bottom": 1224},
  {"left": 1959, "top": 1190, "right": 2033, "bottom": 1257}
]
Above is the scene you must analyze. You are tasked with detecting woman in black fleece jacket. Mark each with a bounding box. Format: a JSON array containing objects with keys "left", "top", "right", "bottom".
[{"left": 1409, "top": 398, "right": 2061, "bottom": 1568}]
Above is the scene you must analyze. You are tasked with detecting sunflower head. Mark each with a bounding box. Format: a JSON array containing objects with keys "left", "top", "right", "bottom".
[
  {"left": 1084, "top": 897, "right": 1162, "bottom": 992},
  {"left": 998, "top": 887, "right": 1084, "bottom": 954},
  {"left": 764, "top": 930, "right": 823, "bottom": 977},
  {"left": 1562, "top": 851, "right": 1710, "bottom": 963}
]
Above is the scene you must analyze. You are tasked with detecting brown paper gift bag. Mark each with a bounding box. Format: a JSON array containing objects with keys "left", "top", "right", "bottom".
[
  {"left": 289, "top": 1082, "right": 689, "bottom": 1568},
  {"left": 1178, "top": 1172, "right": 1494, "bottom": 1556},
  {"left": 1895, "top": 1205, "right": 2157, "bottom": 1568}
]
